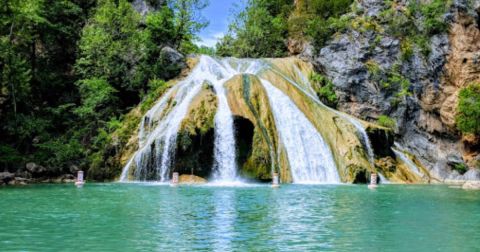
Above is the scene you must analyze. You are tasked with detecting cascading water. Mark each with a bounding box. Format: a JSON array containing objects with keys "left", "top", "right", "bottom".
[
  {"left": 120, "top": 55, "right": 378, "bottom": 184},
  {"left": 211, "top": 70, "right": 238, "bottom": 181},
  {"left": 121, "top": 56, "right": 264, "bottom": 182},
  {"left": 261, "top": 79, "right": 340, "bottom": 183},
  {"left": 393, "top": 144, "right": 423, "bottom": 177},
  {"left": 274, "top": 67, "right": 377, "bottom": 168}
]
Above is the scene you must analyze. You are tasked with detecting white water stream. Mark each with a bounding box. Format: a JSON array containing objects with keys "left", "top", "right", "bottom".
[
  {"left": 261, "top": 79, "right": 340, "bottom": 183},
  {"left": 120, "top": 56, "right": 375, "bottom": 184}
]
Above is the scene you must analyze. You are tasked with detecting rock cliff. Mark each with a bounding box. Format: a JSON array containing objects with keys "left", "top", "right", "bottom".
[{"left": 301, "top": 0, "right": 480, "bottom": 181}]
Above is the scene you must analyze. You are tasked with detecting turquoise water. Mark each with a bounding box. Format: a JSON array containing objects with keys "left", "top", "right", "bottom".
[{"left": 1, "top": 183, "right": 479, "bottom": 251}]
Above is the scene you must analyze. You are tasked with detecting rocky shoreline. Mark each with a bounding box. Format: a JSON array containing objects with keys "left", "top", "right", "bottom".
[{"left": 0, "top": 162, "right": 76, "bottom": 186}]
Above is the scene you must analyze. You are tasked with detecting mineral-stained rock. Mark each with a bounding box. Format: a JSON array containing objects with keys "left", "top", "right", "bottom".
[
  {"left": 174, "top": 86, "right": 217, "bottom": 178},
  {"left": 178, "top": 174, "right": 207, "bottom": 184},
  {"left": 462, "top": 180, "right": 480, "bottom": 190}
]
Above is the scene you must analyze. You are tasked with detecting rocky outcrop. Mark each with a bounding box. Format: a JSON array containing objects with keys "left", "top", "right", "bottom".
[
  {"left": 178, "top": 174, "right": 207, "bottom": 184},
  {"left": 462, "top": 180, "right": 480, "bottom": 190},
  {"left": 159, "top": 46, "right": 187, "bottom": 80},
  {"left": 132, "top": 0, "right": 166, "bottom": 17},
  {"left": 305, "top": 0, "right": 480, "bottom": 181},
  {"left": 0, "top": 172, "right": 15, "bottom": 185},
  {"left": 25, "top": 162, "right": 47, "bottom": 176}
]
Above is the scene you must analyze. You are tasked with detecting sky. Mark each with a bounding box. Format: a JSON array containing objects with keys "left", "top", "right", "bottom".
[{"left": 196, "top": 0, "right": 244, "bottom": 48}]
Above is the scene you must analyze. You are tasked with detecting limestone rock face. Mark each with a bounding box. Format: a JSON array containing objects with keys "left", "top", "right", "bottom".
[
  {"left": 462, "top": 180, "right": 480, "bottom": 190},
  {"left": 307, "top": 0, "right": 480, "bottom": 181},
  {"left": 132, "top": 0, "right": 165, "bottom": 17},
  {"left": 441, "top": 5, "right": 480, "bottom": 129}
]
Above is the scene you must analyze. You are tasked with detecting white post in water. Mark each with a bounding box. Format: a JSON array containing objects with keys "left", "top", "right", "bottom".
[
  {"left": 272, "top": 172, "right": 280, "bottom": 188},
  {"left": 171, "top": 172, "right": 179, "bottom": 187},
  {"left": 368, "top": 172, "right": 378, "bottom": 189},
  {"left": 75, "top": 171, "right": 85, "bottom": 188}
]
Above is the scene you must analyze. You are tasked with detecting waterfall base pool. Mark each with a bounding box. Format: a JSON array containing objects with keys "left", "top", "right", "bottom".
[{"left": 1, "top": 184, "right": 479, "bottom": 251}]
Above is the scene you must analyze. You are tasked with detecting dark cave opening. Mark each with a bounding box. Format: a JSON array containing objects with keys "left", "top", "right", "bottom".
[
  {"left": 233, "top": 116, "right": 255, "bottom": 170},
  {"left": 174, "top": 128, "right": 215, "bottom": 178}
]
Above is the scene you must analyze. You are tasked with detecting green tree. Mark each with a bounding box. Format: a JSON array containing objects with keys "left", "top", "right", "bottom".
[
  {"left": 1, "top": 0, "right": 94, "bottom": 172},
  {"left": 170, "top": 0, "right": 209, "bottom": 54},
  {"left": 217, "top": 0, "right": 292, "bottom": 58},
  {"left": 456, "top": 83, "right": 480, "bottom": 135}
]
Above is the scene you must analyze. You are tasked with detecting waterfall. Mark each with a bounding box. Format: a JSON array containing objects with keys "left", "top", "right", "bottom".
[
  {"left": 392, "top": 144, "right": 423, "bottom": 177},
  {"left": 211, "top": 71, "right": 238, "bottom": 181},
  {"left": 120, "top": 56, "right": 376, "bottom": 184},
  {"left": 121, "top": 56, "right": 265, "bottom": 182},
  {"left": 274, "top": 67, "right": 376, "bottom": 167},
  {"left": 261, "top": 79, "right": 340, "bottom": 183},
  {"left": 377, "top": 172, "right": 390, "bottom": 184}
]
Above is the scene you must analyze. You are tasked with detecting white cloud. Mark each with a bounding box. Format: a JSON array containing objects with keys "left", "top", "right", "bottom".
[{"left": 196, "top": 32, "right": 225, "bottom": 48}]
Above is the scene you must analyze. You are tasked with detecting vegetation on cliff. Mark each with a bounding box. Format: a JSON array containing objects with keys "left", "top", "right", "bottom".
[
  {"left": 216, "top": 0, "right": 353, "bottom": 57},
  {"left": 456, "top": 83, "right": 480, "bottom": 135}
]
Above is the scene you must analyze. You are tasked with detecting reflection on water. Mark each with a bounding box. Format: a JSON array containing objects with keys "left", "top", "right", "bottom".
[{"left": 0, "top": 184, "right": 479, "bottom": 251}]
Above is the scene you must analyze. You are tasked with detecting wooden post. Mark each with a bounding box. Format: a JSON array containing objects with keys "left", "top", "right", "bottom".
[
  {"left": 272, "top": 172, "right": 280, "bottom": 188},
  {"left": 75, "top": 170, "right": 85, "bottom": 188},
  {"left": 171, "top": 172, "right": 179, "bottom": 187},
  {"left": 368, "top": 172, "right": 378, "bottom": 189}
]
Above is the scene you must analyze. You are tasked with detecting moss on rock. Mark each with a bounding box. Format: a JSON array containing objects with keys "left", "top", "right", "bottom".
[
  {"left": 225, "top": 74, "right": 285, "bottom": 181},
  {"left": 174, "top": 87, "right": 217, "bottom": 178}
]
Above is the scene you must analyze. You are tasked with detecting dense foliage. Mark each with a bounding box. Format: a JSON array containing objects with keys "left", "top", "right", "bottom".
[
  {"left": 216, "top": 0, "right": 353, "bottom": 57},
  {"left": 289, "top": 0, "right": 353, "bottom": 50},
  {"left": 216, "top": 0, "right": 293, "bottom": 57},
  {"left": 456, "top": 83, "right": 480, "bottom": 135},
  {"left": 0, "top": 0, "right": 207, "bottom": 176}
]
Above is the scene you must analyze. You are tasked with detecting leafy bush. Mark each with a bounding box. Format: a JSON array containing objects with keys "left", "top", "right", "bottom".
[
  {"left": 417, "top": 0, "right": 451, "bottom": 35},
  {"left": 301, "top": 0, "right": 353, "bottom": 50},
  {"left": 310, "top": 73, "right": 338, "bottom": 107},
  {"left": 400, "top": 39, "right": 414, "bottom": 61},
  {"left": 456, "top": 83, "right": 480, "bottom": 135},
  {"left": 381, "top": 0, "right": 452, "bottom": 58},
  {"left": 141, "top": 79, "right": 168, "bottom": 113},
  {"left": 377, "top": 115, "right": 396, "bottom": 129},
  {"left": 0, "top": 144, "right": 23, "bottom": 169},
  {"left": 453, "top": 163, "right": 468, "bottom": 175},
  {"left": 380, "top": 67, "right": 411, "bottom": 98},
  {"left": 365, "top": 60, "right": 381, "bottom": 77}
]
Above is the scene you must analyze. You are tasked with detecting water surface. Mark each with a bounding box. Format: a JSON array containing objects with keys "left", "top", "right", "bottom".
[{"left": 1, "top": 184, "right": 479, "bottom": 251}]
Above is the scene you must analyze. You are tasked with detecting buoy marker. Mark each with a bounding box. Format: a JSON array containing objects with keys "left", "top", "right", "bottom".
[
  {"left": 272, "top": 172, "right": 280, "bottom": 188},
  {"left": 171, "top": 172, "right": 179, "bottom": 187},
  {"left": 75, "top": 171, "right": 85, "bottom": 188},
  {"left": 368, "top": 172, "right": 378, "bottom": 189}
]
